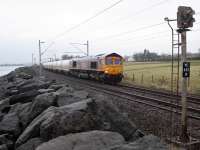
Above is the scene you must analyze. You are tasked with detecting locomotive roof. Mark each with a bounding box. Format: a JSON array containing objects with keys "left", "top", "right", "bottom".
[
  {"left": 71, "top": 52, "right": 122, "bottom": 61},
  {"left": 43, "top": 52, "right": 123, "bottom": 65}
]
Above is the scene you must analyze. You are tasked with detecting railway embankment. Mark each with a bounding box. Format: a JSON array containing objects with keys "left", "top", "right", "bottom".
[{"left": 0, "top": 66, "right": 169, "bottom": 150}]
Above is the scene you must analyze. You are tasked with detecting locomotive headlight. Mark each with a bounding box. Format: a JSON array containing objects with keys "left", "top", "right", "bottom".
[{"left": 105, "top": 70, "right": 108, "bottom": 74}]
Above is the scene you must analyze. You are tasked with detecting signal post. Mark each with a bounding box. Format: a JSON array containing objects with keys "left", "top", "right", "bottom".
[
  {"left": 177, "top": 6, "right": 194, "bottom": 143},
  {"left": 168, "top": 6, "right": 200, "bottom": 150}
]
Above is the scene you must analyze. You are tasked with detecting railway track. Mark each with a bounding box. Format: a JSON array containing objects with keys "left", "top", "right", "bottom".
[
  {"left": 75, "top": 80, "right": 200, "bottom": 120},
  {"left": 43, "top": 69, "right": 200, "bottom": 120},
  {"left": 118, "top": 84, "right": 200, "bottom": 106}
]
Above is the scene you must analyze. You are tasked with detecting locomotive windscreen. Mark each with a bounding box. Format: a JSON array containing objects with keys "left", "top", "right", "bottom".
[{"left": 106, "top": 57, "right": 122, "bottom": 65}]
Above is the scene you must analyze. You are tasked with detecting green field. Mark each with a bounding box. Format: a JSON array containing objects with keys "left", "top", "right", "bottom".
[{"left": 123, "top": 60, "right": 200, "bottom": 94}]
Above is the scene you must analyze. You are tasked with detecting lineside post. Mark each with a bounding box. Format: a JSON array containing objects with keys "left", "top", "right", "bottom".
[
  {"left": 177, "top": 6, "right": 195, "bottom": 143},
  {"left": 39, "top": 40, "right": 42, "bottom": 76},
  {"left": 38, "top": 40, "right": 45, "bottom": 76},
  {"left": 86, "top": 40, "right": 89, "bottom": 56},
  {"left": 179, "top": 30, "right": 189, "bottom": 142}
]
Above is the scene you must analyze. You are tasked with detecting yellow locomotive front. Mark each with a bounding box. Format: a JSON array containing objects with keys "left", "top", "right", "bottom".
[{"left": 101, "top": 53, "right": 123, "bottom": 82}]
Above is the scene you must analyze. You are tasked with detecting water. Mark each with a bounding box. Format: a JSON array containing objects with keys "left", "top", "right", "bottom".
[{"left": 0, "top": 66, "right": 22, "bottom": 77}]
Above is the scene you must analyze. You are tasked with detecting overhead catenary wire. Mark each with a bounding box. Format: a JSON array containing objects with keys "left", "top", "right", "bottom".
[
  {"left": 95, "top": 22, "right": 165, "bottom": 40},
  {"left": 118, "top": 33, "right": 169, "bottom": 45},
  {"left": 53, "top": 0, "right": 124, "bottom": 40},
  {"left": 112, "top": 0, "right": 169, "bottom": 23},
  {"left": 90, "top": 0, "right": 170, "bottom": 33},
  {"left": 44, "top": 0, "right": 124, "bottom": 52},
  {"left": 44, "top": 0, "right": 170, "bottom": 53},
  {"left": 114, "top": 29, "right": 169, "bottom": 42}
]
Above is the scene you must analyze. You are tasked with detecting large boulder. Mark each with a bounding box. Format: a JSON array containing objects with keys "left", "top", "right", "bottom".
[
  {"left": 9, "top": 90, "right": 39, "bottom": 105},
  {"left": 0, "top": 113, "right": 21, "bottom": 137},
  {"left": 89, "top": 99, "right": 142, "bottom": 141},
  {"left": 14, "top": 67, "right": 36, "bottom": 79},
  {"left": 38, "top": 89, "right": 55, "bottom": 94},
  {"left": 6, "top": 71, "right": 16, "bottom": 82},
  {"left": 112, "top": 135, "right": 169, "bottom": 150},
  {"left": 0, "top": 144, "right": 7, "bottom": 150},
  {"left": 16, "top": 107, "right": 59, "bottom": 147},
  {"left": 0, "top": 98, "right": 10, "bottom": 114},
  {"left": 56, "top": 86, "right": 73, "bottom": 96},
  {"left": 8, "top": 102, "right": 32, "bottom": 129},
  {"left": 0, "top": 134, "right": 13, "bottom": 150},
  {"left": 18, "top": 80, "right": 51, "bottom": 93},
  {"left": 19, "top": 92, "right": 58, "bottom": 129},
  {"left": 49, "top": 84, "right": 66, "bottom": 91},
  {"left": 16, "top": 138, "right": 43, "bottom": 150},
  {"left": 9, "top": 103, "right": 31, "bottom": 114},
  {"left": 16, "top": 99, "right": 141, "bottom": 147},
  {"left": 72, "top": 90, "right": 89, "bottom": 99},
  {"left": 56, "top": 86, "right": 89, "bottom": 107},
  {"left": 39, "top": 99, "right": 94, "bottom": 140},
  {"left": 36, "top": 131, "right": 125, "bottom": 150}
]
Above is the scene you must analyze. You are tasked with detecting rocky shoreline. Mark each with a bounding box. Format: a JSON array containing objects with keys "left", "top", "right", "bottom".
[{"left": 0, "top": 66, "right": 168, "bottom": 150}]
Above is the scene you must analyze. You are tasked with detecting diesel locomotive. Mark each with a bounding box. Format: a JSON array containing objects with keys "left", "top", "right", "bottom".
[{"left": 43, "top": 52, "right": 123, "bottom": 83}]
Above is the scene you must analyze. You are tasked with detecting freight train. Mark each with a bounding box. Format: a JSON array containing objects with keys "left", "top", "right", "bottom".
[{"left": 43, "top": 52, "right": 123, "bottom": 83}]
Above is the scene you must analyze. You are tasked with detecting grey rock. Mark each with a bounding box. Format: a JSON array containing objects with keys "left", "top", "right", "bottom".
[
  {"left": 5, "top": 89, "right": 19, "bottom": 96},
  {"left": 5, "top": 82, "right": 16, "bottom": 90},
  {"left": 15, "top": 67, "right": 36, "bottom": 78},
  {"left": 56, "top": 89, "right": 88, "bottom": 107},
  {"left": 0, "top": 113, "right": 5, "bottom": 122},
  {"left": 16, "top": 72, "right": 33, "bottom": 80},
  {"left": 0, "top": 113, "right": 21, "bottom": 137},
  {"left": 57, "top": 96, "right": 88, "bottom": 107},
  {"left": 16, "top": 138, "right": 43, "bottom": 150},
  {"left": 49, "top": 84, "right": 66, "bottom": 91},
  {"left": 8, "top": 102, "right": 32, "bottom": 129},
  {"left": 0, "top": 134, "right": 13, "bottom": 149},
  {"left": 18, "top": 79, "right": 51, "bottom": 93},
  {"left": 73, "top": 90, "right": 89, "bottom": 99},
  {"left": 0, "top": 144, "right": 7, "bottom": 150},
  {"left": 16, "top": 107, "right": 58, "bottom": 147},
  {"left": 130, "top": 129, "right": 145, "bottom": 141},
  {"left": 6, "top": 71, "right": 15, "bottom": 82},
  {"left": 88, "top": 99, "right": 141, "bottom": 141},
  {"left": 16, "top": 79, "right": 35, "bottom": 89},
  {"left": 39, "top": 100, "right": 93, "bottom": 140},
  {"left": 9, "top": 90, "right": 39, "bottom": 104},
  {"left": 38, "top": 89, "right": 55, "bottom": 94},
  {"left": 0, "top": 99, "right": 10, "bottom": 113},
  {"left": 18, "top": 82, "right": 38, "bottom": 93},
  {"left": 16, "top": 99, "right": 139, "bottom": 147},
  {"left": 20, "top": 92, "right": 57, "bottom": 128},
  {"left": 29, "top": 92, "right": 58, "bottom": 117},
  {"left": 16, "top": 100, "right": 91, "bottom": 146},
  {"left": 113, "top": 135, "right": 168, "bottom": 150},
  {"left": 56, "top": 86, "right": 73, "bottom": 96},
  {"left": 36, "top": 131, "right": 125, "bottom": 150},
  {"left": 9, "top": 102, "right": 31, "bottom": 114},
  {"left": 56, "top": 86, "right": 75, "bottom": 106},
  {"left": 17, "top": 103, "right": 32, "bottom": 129}
]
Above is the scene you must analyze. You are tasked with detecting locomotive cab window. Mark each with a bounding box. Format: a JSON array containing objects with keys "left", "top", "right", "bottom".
[
  {"left": 106, "top": 57, "right": 113, "bottom": 65},
  {"left": 72, "top": 61, "right": 77, "bottom": 68},
  {"left": 114, "top": 58, "right": 122, "bottom": 65},
  {"left": 90, "top": 61, "right": 97, "bottom": 69}
]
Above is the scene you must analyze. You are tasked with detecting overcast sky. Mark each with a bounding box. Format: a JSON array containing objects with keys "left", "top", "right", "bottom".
[{"left": 0, "top": 0, "right": 199, "bottom": 64}]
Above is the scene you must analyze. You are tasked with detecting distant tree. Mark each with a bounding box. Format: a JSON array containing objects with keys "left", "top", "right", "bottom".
[
  {"left": 133, "top": 49, "right": 159, "bottom": 61},
  {"left": 62, "top": 54, "right": 73, "bottom": 60}
]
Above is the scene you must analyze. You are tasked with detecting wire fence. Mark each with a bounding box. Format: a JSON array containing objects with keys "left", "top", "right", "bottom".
[{"left": 123, "top": 72, "right": 194, "bottom": 93}]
